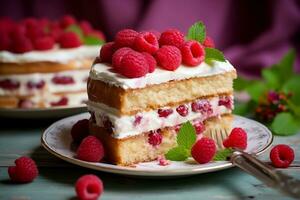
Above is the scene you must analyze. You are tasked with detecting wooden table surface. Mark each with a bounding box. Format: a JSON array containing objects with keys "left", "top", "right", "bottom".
[{"left": 0, "top": 117, "right": 299, "bottom": 200}]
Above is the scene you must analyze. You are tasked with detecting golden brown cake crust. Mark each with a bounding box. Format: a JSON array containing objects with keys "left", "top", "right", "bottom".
[{"left": 87, "top": 70, "right": 237, "bottom": 115}]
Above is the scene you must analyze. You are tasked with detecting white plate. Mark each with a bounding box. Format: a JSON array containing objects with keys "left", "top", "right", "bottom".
[
  {"left": 0, "top": 105, "right": 86, "bottom": 118},
  {"left": 41, "top": 113, "right": 273, "bottom": 177}
]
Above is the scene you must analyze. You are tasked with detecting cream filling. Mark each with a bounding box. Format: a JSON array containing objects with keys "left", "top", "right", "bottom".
[
  {"left": 0, "top": 69, "right": 89, "bottom": 96},
  {"left": 0, "top": 45, "right": 99, "bottom": 63},
  {"left": 87, "top": 95, "right": 233, "bottom": 139},
  {"left": 89, "top": 60, "right": 235, "bottom": 89}
]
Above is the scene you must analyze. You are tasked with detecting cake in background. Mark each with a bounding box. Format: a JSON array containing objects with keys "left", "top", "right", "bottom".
[
  {"left": 87, "top": 22, "right": 237, "bottom": 165},
  {"left": 0, "top": 15, "right": 105, "bottom": 109}
]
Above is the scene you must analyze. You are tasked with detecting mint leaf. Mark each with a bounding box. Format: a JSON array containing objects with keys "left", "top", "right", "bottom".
[
  {"left": 246, "top": 82, "right": 268, "bottom": 102},
  {"left": 282, "top": 76, "right": 300, "bottom": 105},
  {"left": 177, "top": 121, "right": 196, "bottom": 150},
  {"left": 205, "top": 48, "right": 226, "bottom": 63},
  {"left": 213, "top": 148, "right": 233, "bottom": 161},
  {"left": 165, "top": 146, "right": 189, "bottom": 161},
  {"left": 234, "top": 76, "right": 258, "bottom": 91},
  {"left": 262, "top": 68, "right": 280, "bottom": 90},
  {"left": 84, "top": 36, "right": 105, "bottom": 45},
  {"left": 271, "top": 112, "right": 300, "bottom": 135},
  {"left": 276, "top": 49, "right": 296, "bottom": 83},
  {"left": 287, "top": 100, "right": 300, "bottom": 117},
  {"left": 65, "top": 25, "right": 84, "bottom": 39},
  {"left": 187, "top": 21, "right": 206, "bottom": 43}
]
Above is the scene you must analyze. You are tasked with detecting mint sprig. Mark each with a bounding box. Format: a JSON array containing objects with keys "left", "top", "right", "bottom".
[
  {"left": 165, "top": 121, "right": 196, "bottom": 161},
  {"left": 213, "top": 148, "right": 233, "bottom": 161},
  {"left": 65, "top": 24, "right": 104, "bottom": 45},
  {"left": 205, "top": 48, "right": 226, "bottom": 63},
  {"left": 187, "top": 21, "right": 206, "bottom": 43}
]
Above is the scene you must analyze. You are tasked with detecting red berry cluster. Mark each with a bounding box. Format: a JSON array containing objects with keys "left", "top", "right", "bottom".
[
  {"left": 255, "top": 90, "right": 291, "bottom": 122},
  {"left": 99, "top": 28, "right": 214, "bottom": 78},
  {"left": 0, "top": 15, "right": 105, "bottom": 53}
]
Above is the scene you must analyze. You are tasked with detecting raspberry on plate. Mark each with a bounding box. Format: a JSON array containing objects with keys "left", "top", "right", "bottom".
[
  {"left": 159, "top": 29, "right": 184, "bottom": 48},
  {"left": 112, "top": 47, "right": 132, "bottom": 71},
  {"left": 71, "top": 119, "right": 90, "bottom": 143},
  {"left": 77, "top": 136, "right": 105, "bottom": 162},
  {"left": 191, "top": 137, "right": 216, "bottom": 164},
  {"left": 58, "top": 32, "right": 82, "bottom": 48},
  {"left": 203, "top": 36, "right": 215, "bottom": 48},
  {"left": 99, "top": 42, "right": 115, "bottom": 63},
  {"left": 75, "top": 174, "right": 103, "bottom": 200},
  {"left": 142, "top": 52, "right": 156, "bottom": 73},
  {"left": 223, "top": 127, "right": 247, "bottom": 150},
  {"left": 134, "top": 31, "right": 159, "bottom": 54},
  {"left": 181, "top": 40, "right": 205, "bottom": 66},
  {"left": 155, "top": 45, "right": 182, "bottom": 71},
  {"left": 8, "top": 156, "right": 39, "bottom": 183},
  {"left": 119, "top": 51, "right": 149, "bottom": 78},
  {"left": 33, "top": 36, "right": 55, "bottom": 51},
  {"left": 270, "top": 144, "right": 294, "bottom": 168},
  {"left": 115, "top": 29, "right": 138, "bottom": 48}
]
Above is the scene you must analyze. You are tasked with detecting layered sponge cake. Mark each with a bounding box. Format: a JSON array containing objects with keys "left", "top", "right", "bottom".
[
  {"left": 87, "top": 24, "right": 237, "bottom": 165},
  {"left": 0, "top": 16, "right": 105, "bottom": 108}
]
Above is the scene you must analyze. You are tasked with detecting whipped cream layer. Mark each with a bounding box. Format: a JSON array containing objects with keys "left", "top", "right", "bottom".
[
  {"left": 0, "top": 69, "right": 89, "bottom": 96},
  {"left": 87, "top": 95, "right": 233, "bottom": 139},
  {"left": 0, "top": 45, "right": 99, "bottom": 64},
  {"left": 90, "top": 60, "right": 235, "bottom": 89}
]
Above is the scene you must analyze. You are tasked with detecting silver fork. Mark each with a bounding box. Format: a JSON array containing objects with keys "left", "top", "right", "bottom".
[{"left": 208, "top": 128, "right": 300, "bottom": 199}]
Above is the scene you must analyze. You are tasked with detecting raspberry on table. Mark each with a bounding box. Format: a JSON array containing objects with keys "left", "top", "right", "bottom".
[
  {"left": 99, "top": 42, "right": 115, "bottom": 63},
  {"left": 270, "top": 144, "right": 294, "bottom": 168},
  {"left": 223, "top": 127, "right": 247, "bottom": 150},
  {"left": 155, "top": 45, "right": 182, "bottom": 71},
  {"left": 203, "top": 36, "right": 215, "bottom": 48},
  {"left": 8, "top": 156, "right": 39, "bottom": 183},
  {"left": 115, "top": 29, "right": 138, "bottom": 48},
  {"left": 118, "top": 51, "right": 149, "bottom": 78},
  {"left": 75, "top": 174, "right": 103, "bottom": 200},
  {"left": 159, "top": 29, "right": 184, "bottom": 48},
  {"left": 71, "top": 119, "right": 90, "bottom": 143},
  {"left": 191, "top": 137, "right": 216, "bottom": 164},
  {"left": 33, "top": 36, "right": 55, "bottom": 50},
  {"left": 134, "top": 31, "right": 159, "bottom": 54},
  {"left": 181, "top": 40, "right": 205, "bottom": 66},
  {"left": 77, "top": 136, "right": 105, "bottom": 162},
  {"left": 142, "top": 52, "right": 156, "bottom": 73},
  {"left": 58, "top": 32, "right": 82, "bottom": 48},
  {"left": 112, "top": 47, "right": 132, "bottom": 71}
]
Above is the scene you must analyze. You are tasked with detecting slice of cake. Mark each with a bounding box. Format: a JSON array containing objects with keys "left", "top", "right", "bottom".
[
  {"left": 0, "top": 16, "right": 105, "bottom": 108},
  {"left": 87, "top": 23, "right": 237, "bottom": 165}
]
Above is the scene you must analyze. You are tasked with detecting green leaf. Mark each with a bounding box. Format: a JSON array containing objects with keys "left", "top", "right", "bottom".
[
  {"left": 286, "top": 100, "right": 300, "bottom": 117},
  {"left": 84, "top": 36, "right": 105, "bottom": 46},
  {"left": 165, "top": 146, "right": 189, "bottom": 161},
  {"left": 213, "top": 148, "right": 234, "bottom": 161},
  {"left": 246, "top": 82, "right": 268, "bottom": 102},
  {"left": 276, "top": 49, "right": 296, "bottom": 83},
  {"left": 177, "top": 121, "right": 197, "bottom": 150},
  {"left": 271, "top": 112, "right": 300, "bottom": 135},
  {"left": 204, "top": 48, "right": 226, "bottom": 62},
  {"left": 233, "top": 101, "right": 256, "bottom": 117},
  {"left": 65, "top": 25, "right": 83, "bottom": 39},
  {"left": 234, "top": 76, "right": 257, "bottom": 91},
  {"left": 262, "top": 68, "right": 280, "bottom": 90},
  {"left": 187, "top": 21, "right": 206, "bottom": 43},
  {"left": 282, "top": 76, "right": 300, "bottom": 105}
]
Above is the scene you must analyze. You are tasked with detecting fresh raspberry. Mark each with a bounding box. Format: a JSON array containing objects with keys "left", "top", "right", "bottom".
[
  {"left": 115, "top": 29, "right": 138, "bottom": 48},
  {"left": 58, "top": 32, "right": 82, "bottom": 48},
  {"left": 270, "top": 144, "right": 294, "bottom": 168},
  {"left": 0, "top": 79, "right": 20, "bottom": 90},
  {"left": 176, "top": 104, "right": 189, "bottom": 117},
  {"left": 181, "top": 40, "right": 205, "bottom": 66},
  {"left": 33, "top": 36, "right": 54, "bottom": 50},
  {"left": 191, "top": 100, "right": 213, "bottom": 116},
  {"left": 50, "top": 97, "right": 68, "bottom": 106},
  {"left": 49, "top": 26, "right": 63, "bottom": 42},
  {"left": 223, "top": 128, "right": 247, "bottom": 150},
  {"left": 22, "top": 18, "right": 38, "bottom": 29},
  {"left": 119, "top": 51, "right": 149, "bottom": 78},
  {"left": 27, "top": 80, "right": 45, "bottom": 89},
  {"left": 8, "top": 156, "right": 38, "bottom": 183},
  {"left": 0, "top": 31, "right": 11, "bottom": 50},
  {"left": 133, "top": 115, "right": 142, "bottom": 126},
  {"left": 18, "top": 99, "right": 34, "bottom": 109},
  {"left": 134, "top": 32, "right": 159, "bottom": 54},
  {"left": 60, "top": 15, "right": 76, "bottom": 29},
  {"left": 148, "top": 130, "right": 162, "bottom": 146},
  {"left": 10, "top": 36, "right": 33, "bottom": 53},
  {"left": 159, "top": 29, "right": 184, "bottom": 48},
  {"left": 79, "top": 20, "right": 92, "bottom": 35},
  {"left": 25, "top": 26, "right": 45, "bottom": 41},
  {"left": 75, "top": 174, "right": 103, "bottom": 200},
  {"left": 112, "top": 47, "right": 132, "bottom": 71},
  {"left": 71, "top": 119, "right": 89, "bottom": 143},
  {"left": 0, "top": 17, "right": 15, "bottom": 33},
  {"left": 77, "top": 136, "right": 105, "bottom": 162},
  {"left": 99, "top": 42, "right": 115, "bottom": 63},
  {"left": 155, "top": 45, "right": 182, "bottom": 71},
  {"left": 203, "top": 36, "right": 215, "bottom": 48},
  {"left": 142, "top": 52, "right": 156, "bottom": 73},
  {"left": 191, "top": 137, "right": 216, "bottom": 164},
  {"left": 148, "top": 30, "right": 161, "bottom": 40},
  {"left": 158, "top": 108, "right": 173, "bottom": 118},
  {"left": 52, "top": 76, "right": 75, "bottom": 84},
  {"left": 10, "top": 24, "right": 26, "bottom": 39},
  {"left": 193, "top": 120, "right": 205, "bottom": 135}
]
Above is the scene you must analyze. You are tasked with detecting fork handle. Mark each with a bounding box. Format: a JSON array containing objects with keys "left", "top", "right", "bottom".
[{"left": 231, "top": 151, "right": 300, "bottom": 198}]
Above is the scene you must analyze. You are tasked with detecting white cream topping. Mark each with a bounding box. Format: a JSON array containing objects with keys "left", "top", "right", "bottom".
[
  {"left": 87, "top": 95, "right": 233, "bottom": 139},
  {"left": 89, "top": 60, "right": 235, "bottom": 89},
  {"left": 0, "top": 45, "right": 99, "bottom": 63},
  {"left": 0, "top": 69, "right": 89, "bottom": 96}
]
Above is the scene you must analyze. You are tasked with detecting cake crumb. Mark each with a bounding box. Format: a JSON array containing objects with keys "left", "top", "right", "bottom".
[{"left": 157, "top": 155, "right": 170, "bottom": 166}]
